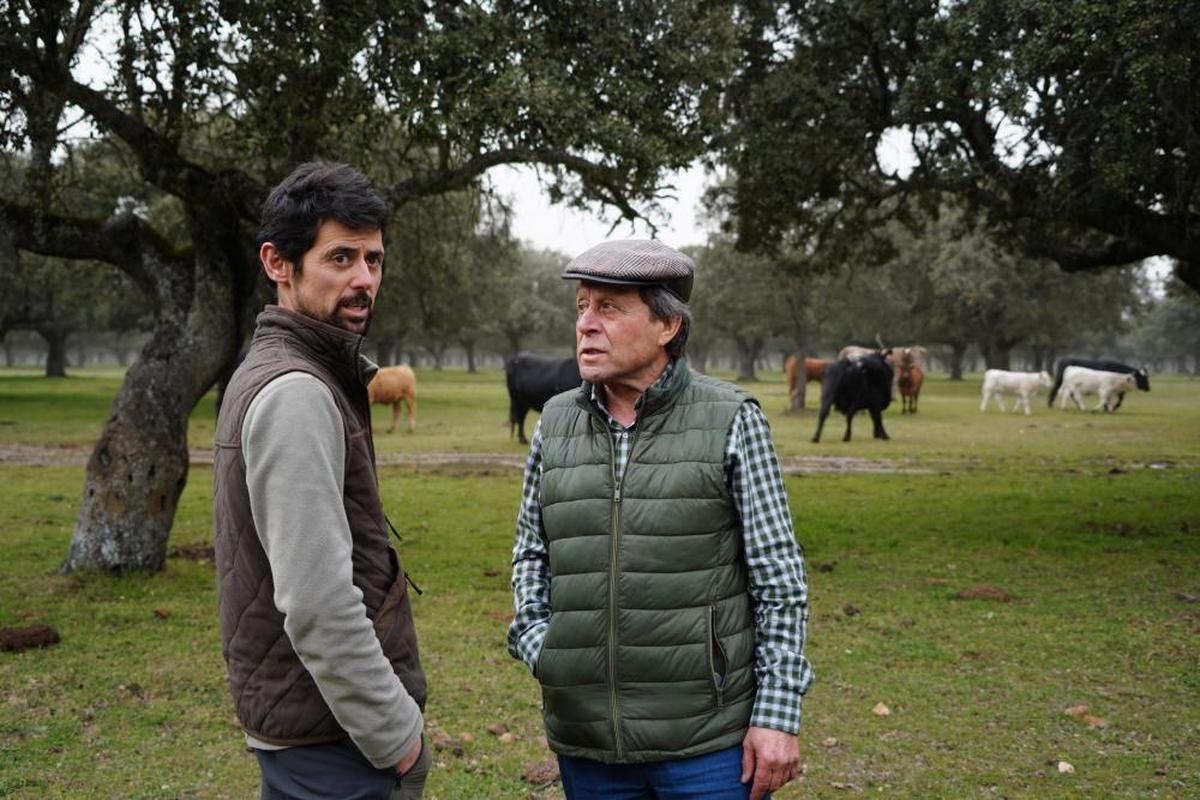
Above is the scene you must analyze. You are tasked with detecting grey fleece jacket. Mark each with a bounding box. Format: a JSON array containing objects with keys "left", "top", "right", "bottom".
[{"left": 241, "top": 371, "right": 423, "bottom": 768}]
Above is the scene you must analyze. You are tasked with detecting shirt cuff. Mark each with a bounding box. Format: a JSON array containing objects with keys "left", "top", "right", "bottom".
[
  {"left": 750, "top": 685, "right": 803, "bottom": 734},
  {"left": 516, "top": 620, "right": 549, "bottom": 675}
]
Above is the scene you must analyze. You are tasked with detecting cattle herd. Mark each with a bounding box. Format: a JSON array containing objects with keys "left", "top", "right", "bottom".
[
  {"left": 801, "top": 346, "right": 1151, "bottom": 442},
  {"left": 365, "top": 348, "right": 1153, "bottom": 444}
]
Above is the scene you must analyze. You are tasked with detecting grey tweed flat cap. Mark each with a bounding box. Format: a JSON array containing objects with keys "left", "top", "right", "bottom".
[{"left": 561, "top": 239, "right": 694, "bottom": 302}]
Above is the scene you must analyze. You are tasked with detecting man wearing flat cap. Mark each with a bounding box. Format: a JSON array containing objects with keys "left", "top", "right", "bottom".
[{"left": 507, "top": 240, "right": 813, "bottom": 799}]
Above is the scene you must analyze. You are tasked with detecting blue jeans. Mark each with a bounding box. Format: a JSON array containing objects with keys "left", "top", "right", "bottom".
[{"left": 557, "top": 744, "right": 767, "bottom": 800}]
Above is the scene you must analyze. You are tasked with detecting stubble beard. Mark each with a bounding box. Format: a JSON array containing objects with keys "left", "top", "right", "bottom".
[
  {"left": 335, "top": 290, "right": 374, "bottom": 336},
  {"left": 295, "top": 290, "right": 374, "bottom": 336}
]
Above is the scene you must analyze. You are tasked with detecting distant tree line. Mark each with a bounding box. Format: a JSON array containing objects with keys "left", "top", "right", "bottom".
[{"left": 685, "top": 203, "right": 1197, "bottom": 381}]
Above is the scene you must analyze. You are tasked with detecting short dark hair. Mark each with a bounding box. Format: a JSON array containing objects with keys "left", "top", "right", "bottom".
[
  {"left": 257, "top": 162, "right": 389, "bottom": 275},
  {"left": 639, "top": 285, "right": 691, "bottom": 360}
]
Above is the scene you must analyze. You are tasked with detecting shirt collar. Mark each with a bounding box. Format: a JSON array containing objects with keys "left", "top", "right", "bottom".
[{"left": 590, "top": 360, "right": 677, "bottom": 429}]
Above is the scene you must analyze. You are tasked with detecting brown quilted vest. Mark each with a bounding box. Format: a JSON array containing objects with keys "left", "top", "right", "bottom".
[{"left": 213, "top": 305, "right": 426, "bottom": 745}]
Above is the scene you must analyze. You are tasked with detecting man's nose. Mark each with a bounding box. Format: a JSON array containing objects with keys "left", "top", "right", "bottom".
[
  {"left": 576, "top": 305, "right": 599, "bottom": 333},
  {"left": 348, "top": 257, "right": 376, "bottom": 290}
]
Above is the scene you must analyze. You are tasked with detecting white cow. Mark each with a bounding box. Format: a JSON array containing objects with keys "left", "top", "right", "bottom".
[
  {"left": 980, "top": 369, "right": 1052, "bottom": 415},
  {"left": 1059, "top": 366, "right": 1139, "bottom": 412}
]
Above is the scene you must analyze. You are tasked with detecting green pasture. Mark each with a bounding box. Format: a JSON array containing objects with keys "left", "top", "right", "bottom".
[{"left": 1, "top": 366, "right": 1198, "bottom": 798}]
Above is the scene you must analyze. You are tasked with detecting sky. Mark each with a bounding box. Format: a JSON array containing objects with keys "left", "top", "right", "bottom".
[
  {"left": 488, "top": 162, "right": 717, "bottom": 257},
  {"left": 488, "top": 130, "right": 908, "bottom": 258}
]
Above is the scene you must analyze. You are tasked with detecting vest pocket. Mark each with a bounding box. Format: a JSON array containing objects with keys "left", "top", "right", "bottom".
[
  {"left": 707, "top": 604, "right": 728, "bottom": 708},
  {"left": 372, "top": 573, "right": 404, "bottom": 637}
]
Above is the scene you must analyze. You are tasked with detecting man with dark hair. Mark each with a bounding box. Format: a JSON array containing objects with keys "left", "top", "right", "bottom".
[
  {"left": 214, "top": 162, "right": 429, "bottom": 799},
  {"left": 507, "top": 239, "right": 813, "bottom": 800}
]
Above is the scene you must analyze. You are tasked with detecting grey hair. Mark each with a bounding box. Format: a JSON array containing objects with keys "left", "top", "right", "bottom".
[{"left": 639, "top": 285, "right": 691, "bottom": 360}]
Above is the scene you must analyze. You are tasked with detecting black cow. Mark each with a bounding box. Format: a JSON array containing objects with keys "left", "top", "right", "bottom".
[
  {"left": 1048, "top": 358, "right": 1150, "bottom": 410},
  {"left": 811, "top": 353, "right": 893, "bottom": 443},
  {"left": 504, "top": 352, "right": 582, "bottom": 444}
]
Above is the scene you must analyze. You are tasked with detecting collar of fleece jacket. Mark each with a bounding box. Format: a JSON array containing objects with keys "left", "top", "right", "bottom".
[{"left": 255, "top": 305, "right": 378, "bottom": 390}]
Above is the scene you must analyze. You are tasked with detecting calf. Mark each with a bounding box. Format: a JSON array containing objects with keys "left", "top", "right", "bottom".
[
  {"left": 898, "top": 360, "right": 923, "bottom": 414},
  {"left": 504, "top": 352, "right": 582, "bottom": 444},
  {"left": 811, "top": 353, "right": 893, "bottom": 442},
  {"left": 980, "top": 369, "right": 1052, "bottom": 416},
  {"left": 1048, "top": 358, "right": 1149, "bottom": 410},
  {"left": 1059, "top": 366, "right": 1139, "bottom": 413},
  {"left": 368, "top": 365, "right": 417, "bottom": 433}
]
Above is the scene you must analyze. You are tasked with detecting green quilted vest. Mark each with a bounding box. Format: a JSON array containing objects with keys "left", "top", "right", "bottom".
[{"left": 537, "top": 361, "right": 758, "bottom": 764}]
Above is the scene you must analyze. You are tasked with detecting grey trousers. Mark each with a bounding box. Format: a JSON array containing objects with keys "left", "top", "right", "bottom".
[{"left": 256, "top": 736, "right": 430, "bottom": 800}]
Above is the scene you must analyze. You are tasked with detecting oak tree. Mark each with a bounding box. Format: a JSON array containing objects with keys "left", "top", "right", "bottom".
[
  {"left": 720, "top": 0, "right": 1200, "bottom": 292},
  {"left": 0, "top": 0, "right": 740, "bottom": 571}
]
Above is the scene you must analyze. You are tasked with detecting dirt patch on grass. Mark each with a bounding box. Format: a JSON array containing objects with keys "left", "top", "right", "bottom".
[
  {"left": 1, "top": 446, "right": 936, "bottom": 474},
  {"left": 957, "top": 585, "right": 1014, "bottom": 602},
  {"left": 0, "top": 623, "right": 60, "bottom": 652},
  {"left": 0, "top": 444, "right": 93, "bottom": 465},
  {"left": 6, "top": 445, "right": 1191, "bottom": 477},
  {"left": 778, "top": 456, "right": 933, "bottom": 474},
  {"left": 168, "top": 544, "right": 215, "bottom": 562}
]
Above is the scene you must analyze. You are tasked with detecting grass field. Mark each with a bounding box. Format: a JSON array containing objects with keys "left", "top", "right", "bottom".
[{"left": 1, "top": 366, "right": 1198, "bottom": 798}]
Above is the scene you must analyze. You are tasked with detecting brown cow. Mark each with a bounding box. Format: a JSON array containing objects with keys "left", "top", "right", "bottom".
[
  {"left": 785, "top": 353, "right": 829, "bottom": 411},
  {"left": 368, "top": 365, "right": 417, "bottom": 433},
  {"left": 898, "top": 360, "right": 923, "bottom": 414},
  {"left": 892, "top": 346, "right": 927, "bottom": 401}
]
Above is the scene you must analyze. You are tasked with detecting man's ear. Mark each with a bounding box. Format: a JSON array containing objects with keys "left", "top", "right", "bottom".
[
  {"left": 657, "top": 315, "right": 682, "bottom": 346},
  {"left": 260, "top": 242, "right": 293, "bottom": 285}
]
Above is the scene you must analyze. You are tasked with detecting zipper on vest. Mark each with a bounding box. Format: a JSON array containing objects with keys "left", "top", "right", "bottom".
[
  {"left": 606, "top": 427, "right": 624, "bottom": 760},
  {"left": 606, "top": 423, "right": 644, "bottom": 759}
]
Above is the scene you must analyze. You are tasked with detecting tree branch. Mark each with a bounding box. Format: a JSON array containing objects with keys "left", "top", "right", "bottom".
[
  {"left": 390, "top": 148, "right": 650, "bottom": 224},
  {"left": 60, "top": 77, "right": 194, "bottom": 194},
  {"left": 0, "top": 200, "right": 186, "bottom": 294}
]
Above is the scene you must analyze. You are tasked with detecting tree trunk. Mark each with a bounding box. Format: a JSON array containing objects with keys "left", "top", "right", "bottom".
[
  {"left": 61, "top": 220, "right": 243, "bottom": 573},
  {"left": 1030, "top": 346, "right": 1047, "bottom": 372},
  {"left": 1041, "top": 348, "right": 1057, "bottom": 375},
  {"left": 949, "top": 341, "right": 966, "bottom": 380},
  {"left": 41, "top": 328, "right": 69, "bottom": 378},
  {"left": 502, "top": 328, "right": 522, "bottom": 361},
  {"left": 790, "top": 350, "right": 807, "bottom": 413},
  {"left": 733, "top": 335, "right": 762, "bottom": 382},
  {"left": 373, "top": 334, "right": 398, "bottom": 367},
  {"left": 62, "top": 345, "right": 193, "bottom": 572},
  {"left": 462, "top": 338, "right": 477, "bottom": 373},
  {"left": 688, "top": 340, "right": 708, "bottom": 373}
]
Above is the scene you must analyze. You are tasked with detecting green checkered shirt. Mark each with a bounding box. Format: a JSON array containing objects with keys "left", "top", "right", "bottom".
[{"left": 507, "top": 363, "right": 813, "bottom": 734}]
